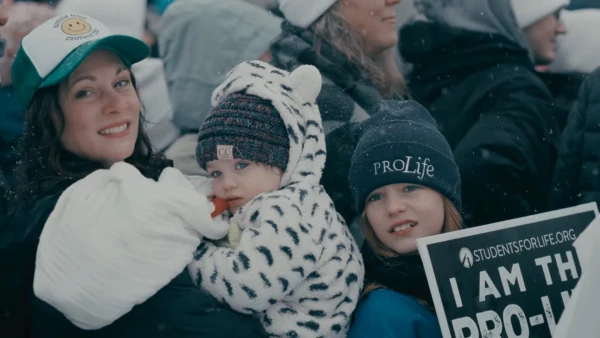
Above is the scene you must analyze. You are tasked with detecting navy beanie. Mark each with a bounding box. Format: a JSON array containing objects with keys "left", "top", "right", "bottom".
[
  {"left": 196, "top": 93, "right": 290, "bottom": 171},
  {"left": 349, "top": 100, "right": 461, "bottom": 213}
]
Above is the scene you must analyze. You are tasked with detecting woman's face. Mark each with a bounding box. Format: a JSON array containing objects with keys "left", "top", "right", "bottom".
[
  {"left": 57, "top": 49, "right": 140, "bottom": 167},
  {"left": 523, "top": 10, "right": 567, "bottom": 65},
  {"left": 337, "top": 0, "right": 401, "bottom": 56},
  {"left": 365, "top": 183, "right": 445, "bottom": 254}
]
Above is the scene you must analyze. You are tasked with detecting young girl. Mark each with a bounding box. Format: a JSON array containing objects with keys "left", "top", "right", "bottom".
[
  {"left": 347, "top": 100, "right": 463, "bottom": 338},
  {"left": 189, "top": 60, "right": 364, "bottom": 337}
]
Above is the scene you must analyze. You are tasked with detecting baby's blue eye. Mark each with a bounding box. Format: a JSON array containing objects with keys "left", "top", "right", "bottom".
[
  {"left": 236, "top": 162, "right": 249, "bottom": 170},
  {"left": 211, "top": 171, "right": 222, "bottom": 178}
]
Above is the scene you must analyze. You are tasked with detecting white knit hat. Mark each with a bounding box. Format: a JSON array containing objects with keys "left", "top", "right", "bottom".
[
  {"left": 278, "top": 0, "right": 337, "bottom": 28},
  {"left": 510, "top": 0, "right": 570, "bottom": 28},
  {"left": 33, "top": 163, "right": 228, "bottom": 330}
]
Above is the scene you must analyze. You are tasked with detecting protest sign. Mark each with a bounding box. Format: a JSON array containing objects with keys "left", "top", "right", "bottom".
[
  {"left": 553, "top": 217, "right": 600, "bottom": 338},
  {"left": 416, "top": 203, "right": 598, "bottom": 338}
]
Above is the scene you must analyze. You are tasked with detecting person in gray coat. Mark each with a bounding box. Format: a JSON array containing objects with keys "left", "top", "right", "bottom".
[{"left": 159, "top": 0, "right": 282, "bottom": 175}]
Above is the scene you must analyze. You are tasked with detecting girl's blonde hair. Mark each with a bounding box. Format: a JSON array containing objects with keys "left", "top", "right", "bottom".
[
  {"left": 360, "top": 197, "right": 463, "bottom": 300},
  {"left": 310, "top": 3, "right": 407, "bottom": 99}
]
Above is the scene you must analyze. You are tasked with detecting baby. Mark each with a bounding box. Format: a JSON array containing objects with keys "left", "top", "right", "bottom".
[{"left": 188, "top": 61, "right": 364, "bottom": 337}]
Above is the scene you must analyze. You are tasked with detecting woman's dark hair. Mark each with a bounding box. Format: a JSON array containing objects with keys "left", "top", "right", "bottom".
[{"left": 15, "top": 72, "right": 171, "bottom": 202}]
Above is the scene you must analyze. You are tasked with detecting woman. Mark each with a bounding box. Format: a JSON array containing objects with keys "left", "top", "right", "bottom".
[
  {"left": 346, "top": 100, "right": 463, "bottom": 338},
  {"left": 271, "top": 0, "right": 406, "bottom": 230},
  {"left": 55, "top": 0, "right": 181, "bottom": 152},
  {"left": 1, "top": 13, "right": 266, "bottom": 338}
]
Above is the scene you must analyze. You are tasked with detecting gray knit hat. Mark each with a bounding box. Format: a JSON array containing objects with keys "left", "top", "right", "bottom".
[{"left": 196, "top": 93, "right": 290, "bottom": 171}]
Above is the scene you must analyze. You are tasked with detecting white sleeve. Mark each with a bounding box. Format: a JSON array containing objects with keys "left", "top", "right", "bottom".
[
  {"left": 188, "top": 198, "right": 320, "bottom": 313},
  {"left": 34, "top": 163, "right": 225, "bottom": 330}
]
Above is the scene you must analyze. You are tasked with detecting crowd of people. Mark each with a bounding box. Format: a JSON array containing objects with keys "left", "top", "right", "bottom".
[{"left": 1, "top": 0, "right": 599, "bottom": 337}]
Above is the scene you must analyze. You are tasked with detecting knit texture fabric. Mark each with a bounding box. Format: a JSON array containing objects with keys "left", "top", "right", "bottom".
[
  {"left": 197, "top": 93, "right": 289, "bottom": 171},
  {"left": 349, "top": 100, "right": 461, "bottom": 213}
]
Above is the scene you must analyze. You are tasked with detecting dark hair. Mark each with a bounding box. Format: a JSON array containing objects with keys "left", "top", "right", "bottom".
[{"left": 15, "top": 72, "right": 170, "bottom": 202}]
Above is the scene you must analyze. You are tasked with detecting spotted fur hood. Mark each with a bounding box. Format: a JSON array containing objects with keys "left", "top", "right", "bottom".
[
  {"left": 189, "top": 61, "right": 364, "bottom": 337},
  {"left": 210, "top": 60, "right": 327, "bottom": 188}
]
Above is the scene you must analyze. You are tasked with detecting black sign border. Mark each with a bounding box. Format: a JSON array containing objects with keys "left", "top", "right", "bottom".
[{"left": 416, "top": 203, "right": 599, "bottom": 338}]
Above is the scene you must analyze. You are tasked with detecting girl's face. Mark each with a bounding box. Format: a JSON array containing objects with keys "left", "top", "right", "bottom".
[
  {"left": 337, "top": 0, "right": 402, "bottom": 56},
  {"left": 56, "top": 49, "right": 140, "bottom": 168},
  {"left": 365, "top": 183, "right": 445, "bottom": 254}
]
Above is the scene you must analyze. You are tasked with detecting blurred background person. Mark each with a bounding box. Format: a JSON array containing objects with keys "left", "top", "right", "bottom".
[
  {"left": 549, "top": 8, "right": 600, "bottom": 212},
  {"left": 0, "top": 1, "right": 54, "bottom": 205},
  {"left": 159, "top": 0, "right": 281, "bottom": 175},
  {"left": 399, "top": 0, "right": 568, "bottom": 227}
]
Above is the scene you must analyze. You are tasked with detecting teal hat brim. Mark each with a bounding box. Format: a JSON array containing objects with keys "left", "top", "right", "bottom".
[{"left": 38, "top": 35, "right": 149, "bottom": 90}]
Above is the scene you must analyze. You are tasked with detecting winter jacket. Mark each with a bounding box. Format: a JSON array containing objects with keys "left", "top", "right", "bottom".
[
  {"left": 31, "top": 272, "right": 268, "bottom": 338},
  {"left": 348, "top": 289, "right": 442, "bottom": 338},
  {"left": 32, "top": 162, "right": 232, "bottom": 331},
  {"left": 0, "top": 155, "right": 267, "bottom": 338},
  {"left": 0, "top": 87, "right": 21, "bottom": 235},
  {"left": 0, "top": 181, "right": 69, "bottom": 338},
  {"left": 348, "top": 244, "right": 443, "bottom": 338},
  {"left": 0, "top": 169, "right": 9, "bottom": 225},
  {"left": 551, "top": 68, "right": 600, "bottom": 210},
  {"left": 270, "top": 21, "right": 384, "bottom": 225},
  {"left": 400, "top": 21, "right": 558, "bottom": 227},
  {"left": 539, "top": 72, "right": 587, "bottom": 131},
  {"left": 0, "top": 86, "right": 23, "bottom": 149},
  {"left": 188, "top": 61, "right": 364, "bottom": 337},
  {"left": 159, "top": 0, "right": 282, "bottom": 131},
  {"left": 0, "top": 85, "right": 23, "bottom": 188}
]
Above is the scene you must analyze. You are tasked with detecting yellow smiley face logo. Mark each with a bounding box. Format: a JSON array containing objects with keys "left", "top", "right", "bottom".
[{"left": 61, "top": 18, "right": 92, "bottom": 36}]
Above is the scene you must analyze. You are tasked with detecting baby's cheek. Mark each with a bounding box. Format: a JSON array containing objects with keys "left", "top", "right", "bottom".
[{"left": 212, "top": 182, "right": 227, "bottom": 200}]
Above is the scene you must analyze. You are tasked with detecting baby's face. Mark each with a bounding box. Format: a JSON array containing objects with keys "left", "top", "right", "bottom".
[{"left": 206, "top": 159, "right": 282, "bottom": 213}]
